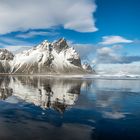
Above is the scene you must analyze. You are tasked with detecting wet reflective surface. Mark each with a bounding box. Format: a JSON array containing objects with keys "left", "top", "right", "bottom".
[{"left": 0, "top": 76, "right": 140, "bottom": 140}]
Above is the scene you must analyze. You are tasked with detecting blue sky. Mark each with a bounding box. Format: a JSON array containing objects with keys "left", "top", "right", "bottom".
[{"left": 0, "top": 0, "right": 140, "bottom": 66}]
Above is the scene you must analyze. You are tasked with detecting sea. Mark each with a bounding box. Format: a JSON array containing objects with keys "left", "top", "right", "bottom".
[{"left": 0, "top": 75, "right": 140, "bottom": 140}]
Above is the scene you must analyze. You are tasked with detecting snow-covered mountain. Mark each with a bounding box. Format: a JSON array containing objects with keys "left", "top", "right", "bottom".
[{"left": 0, "top": 38, "right": 93, "bottom": 74}]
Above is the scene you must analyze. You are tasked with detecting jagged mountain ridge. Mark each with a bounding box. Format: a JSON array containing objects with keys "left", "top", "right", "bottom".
[{"left": 0, "top": 38, "right": 93, "bottom": 74}]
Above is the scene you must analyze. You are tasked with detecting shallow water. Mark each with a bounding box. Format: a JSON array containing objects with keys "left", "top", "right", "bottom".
[{"left": 0, "top": 76, "right": 140, "bottom": 140}]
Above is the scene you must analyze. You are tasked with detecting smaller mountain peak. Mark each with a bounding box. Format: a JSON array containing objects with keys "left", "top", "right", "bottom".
[
  {"left": 57, "top": 37, "right": 66, "bottom": 42},
  {"left": 42, "top": 39, "right": 49, "bottom": 43},
  {"left": 41, "top": 40, "right": 50, "bottom": 45},
  {"left": 37, "top": 40, "right": 51, "bottom": 50},
  {"left": 82, "top": 63, "right": 94, "bottom": 73}
]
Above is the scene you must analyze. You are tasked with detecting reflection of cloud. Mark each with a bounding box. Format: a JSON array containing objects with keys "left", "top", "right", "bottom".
[
  {"left": 94, "top": 79, "right": 140, "bottom": 92},
  {"left": 102, "top": 111, "right": 130, "bottom": 119},
  {"left": 94, "top": 90, "right": 116, "bottom": 108}
]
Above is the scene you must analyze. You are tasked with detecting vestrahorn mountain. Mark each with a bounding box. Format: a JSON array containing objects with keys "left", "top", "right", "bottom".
[{"left": 0, "top": 38, "right": 94, "bottom": 74}]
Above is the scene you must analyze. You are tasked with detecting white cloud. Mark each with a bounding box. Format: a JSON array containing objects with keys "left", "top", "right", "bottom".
[
  {"left": 95, "top": 46, "right": 140, "bottom": 64},
  {"left": 93, "top": 44, "right": 140, "bottom": 75},
  {"left": 16, "top": 30, "right": 59, "bottom": 39},
  {"left": 100, "top": 36, "right": 133, "bottom": 45},
  {"left": 97, "top": 47, "right": 113, "bottom": 54},
  {"left": 0, "top": 36, "right": 32, "bottom": 52},
  {"left": 93, "top": 44, "right": 140, "bottom": 64},
  {"left": 73, "top": 44, "right": 96, "bottom": 59},
  {"left": 0, "top": 37, "right": 29, "bottom": 45},
  {"left": 4, "top": 45, "right": 32, "bottom": 53},
  {"left": 0, "top": 0, "right": 97, "bottom": 34},
  {"left": 95, "top": 46, "right": 121, "bottom": 63}
]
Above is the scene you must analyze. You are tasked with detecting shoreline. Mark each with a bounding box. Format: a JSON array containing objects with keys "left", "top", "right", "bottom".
[{"left": 0, "top": 73, "right": 140, "bottom": 80}]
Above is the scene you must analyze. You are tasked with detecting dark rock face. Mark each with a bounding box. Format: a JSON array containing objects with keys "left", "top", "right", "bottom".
[
  {"left": 53, "top": 38, "right": 68, "bottom": 53},
  {"left": 0, "top": 49, "right": 14, "bottom": 73},
  {"left": 0, "top": 49, "right": 14, "bottom": 60},
  {"left": 67, "top": 58, "right": 81, "bottom": 67}
]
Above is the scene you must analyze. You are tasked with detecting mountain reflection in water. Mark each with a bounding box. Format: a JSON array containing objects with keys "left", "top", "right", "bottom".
[
  {"left": 0, "top": 76, "right": 140, "bottom": 140},
  {"left": 0, "top": 76, "right": 88, "bottom": 113}
]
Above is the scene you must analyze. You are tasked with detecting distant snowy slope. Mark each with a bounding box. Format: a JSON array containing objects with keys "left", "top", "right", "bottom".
[
  {"left": 96, "top": 63, "right": 140, "bottom": 76},
  {"left": 13, "top": 46, "right": 31, "bottom": 54}
]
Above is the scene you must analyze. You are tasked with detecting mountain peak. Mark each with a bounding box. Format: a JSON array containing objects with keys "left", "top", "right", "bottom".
[{"left": 53, "top": 38, "right": 68, "bottom": 53}]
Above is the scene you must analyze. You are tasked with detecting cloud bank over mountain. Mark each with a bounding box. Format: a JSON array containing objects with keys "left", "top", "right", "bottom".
[{"left": 0, "top": 0, "right": 97, "bottom": 34}]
